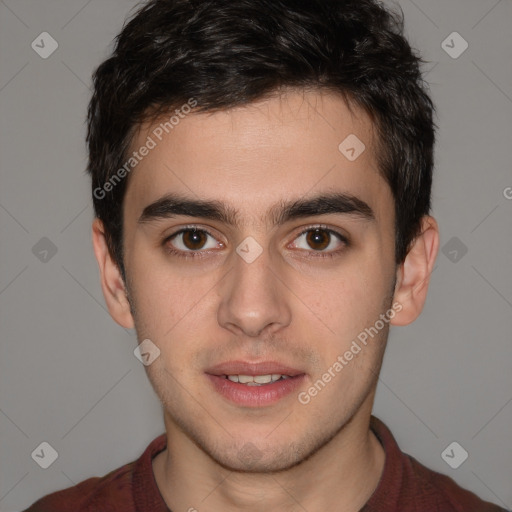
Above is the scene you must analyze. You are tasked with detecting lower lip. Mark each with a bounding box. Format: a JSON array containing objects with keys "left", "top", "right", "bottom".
[{"left": 206, "top": 374, "right": 306, "bottom": 407}]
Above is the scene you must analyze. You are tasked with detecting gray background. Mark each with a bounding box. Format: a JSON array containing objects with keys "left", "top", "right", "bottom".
[{"left": 0, "top": 0, "right": 511, "bottom": 510}]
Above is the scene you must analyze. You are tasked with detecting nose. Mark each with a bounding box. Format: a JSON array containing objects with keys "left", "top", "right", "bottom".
[{"left": 216, "top": 246, "right": 292, "bottom": 338}]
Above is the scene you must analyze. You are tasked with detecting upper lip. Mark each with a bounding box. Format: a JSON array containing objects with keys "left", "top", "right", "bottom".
[{"left": 206, "top": 361, "right": 304, "bottom": 377}]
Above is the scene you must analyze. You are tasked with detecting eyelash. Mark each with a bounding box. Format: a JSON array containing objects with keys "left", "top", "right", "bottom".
[{"left": 162, "top": 224, "right": 349, "bottom": 260}]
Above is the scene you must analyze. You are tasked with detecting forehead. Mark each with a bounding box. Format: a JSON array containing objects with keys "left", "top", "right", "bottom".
[{"left": 123, "top": 89, "right": 391, "bottom": 226}]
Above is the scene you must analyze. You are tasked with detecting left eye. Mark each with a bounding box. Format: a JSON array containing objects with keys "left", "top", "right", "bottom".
[{"left": 292, "top": 228, "right": 345, "bottom": 252}]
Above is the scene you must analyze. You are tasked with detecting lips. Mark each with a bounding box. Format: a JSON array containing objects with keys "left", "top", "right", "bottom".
[{"left": 205, "top": 360, "right": 306, "bottom": 407}]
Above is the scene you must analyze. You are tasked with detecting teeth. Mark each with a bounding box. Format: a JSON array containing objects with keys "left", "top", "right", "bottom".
[
  {"left": 254, "top": 375, "right": 272, "bottom": 384},
  {"left": 226, "top": 374, "right": 290, "bottom": 384}
]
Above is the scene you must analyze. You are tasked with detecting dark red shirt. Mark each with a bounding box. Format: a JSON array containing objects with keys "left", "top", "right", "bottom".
[{"left": 24, "top": 416, "right": 507, "bottom": 511}]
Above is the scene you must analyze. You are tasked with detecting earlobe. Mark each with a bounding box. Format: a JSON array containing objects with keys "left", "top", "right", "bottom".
[
  {"left": 91, "top": 218, "right": 134, "bottom": 329},
  {"left": 391, "top": 216, "right": 439, "bottom": 326}
]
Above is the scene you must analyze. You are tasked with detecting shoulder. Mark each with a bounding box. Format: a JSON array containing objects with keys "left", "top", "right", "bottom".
[
  {"left": 23, "top": 434, "right": 167, "bottom": 512},
  {"left": 366, "top": 417, "right": 507, "bottom": 512},
  {"left": 403, "top": 453, "right": 507, "bottom": 512},
  {"left": 22, "top": 462, "right": 136, "bottom": 512}
]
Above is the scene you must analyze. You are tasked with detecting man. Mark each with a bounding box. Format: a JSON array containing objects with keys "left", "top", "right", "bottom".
[{"left": 24, "top": 0, "right": 506, "bottom": 510}]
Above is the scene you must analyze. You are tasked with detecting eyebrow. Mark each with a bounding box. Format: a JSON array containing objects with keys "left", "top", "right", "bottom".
[{"left": 138, "top": 191, "right": 375, "bottom": 227}]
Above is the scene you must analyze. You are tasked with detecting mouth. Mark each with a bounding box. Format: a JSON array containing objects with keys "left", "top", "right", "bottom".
[
  {"left": 205, "top": 361, "right": 306, "bottom": 407},
  {"left": 222, "top": 373, "right": 292, "bottom": 386}
]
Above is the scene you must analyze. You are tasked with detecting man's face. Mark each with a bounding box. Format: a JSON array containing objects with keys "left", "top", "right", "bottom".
[{"left": 121, "top": 90, "right": 398, "bottom": 471}]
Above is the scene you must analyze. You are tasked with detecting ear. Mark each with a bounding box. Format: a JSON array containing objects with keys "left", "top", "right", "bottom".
[
  {"left": 91, "top": 218, "right": 134, "bottom": 329},
  {"left": 391, "top": 216, "right": 439, "bottom": 326}
]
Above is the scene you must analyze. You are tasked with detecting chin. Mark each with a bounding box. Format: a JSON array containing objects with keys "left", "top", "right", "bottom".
[{"left": 212, "top": 445, "right": 306, "bottom": 474}]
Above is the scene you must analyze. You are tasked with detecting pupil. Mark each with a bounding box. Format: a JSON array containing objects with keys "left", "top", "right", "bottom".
[{"left": 307, "top": 229, "right": 329, "bottom": 250}]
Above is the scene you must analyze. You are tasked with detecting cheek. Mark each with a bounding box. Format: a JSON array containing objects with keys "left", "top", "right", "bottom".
[
  {"left": 300, "top": 260, "right": 392, "bottom": 346},
  {"left": 297, "top": 264, "right": 392, "bottom": 406},
  {"left": 127, "top": 254, "right": 222, "bottom": 359},
  {"left": 132, "top": 275, "right": 205, "bottom": 333}
]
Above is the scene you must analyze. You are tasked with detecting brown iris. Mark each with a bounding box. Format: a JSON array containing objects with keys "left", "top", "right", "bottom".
[
  {"left": 306, "top": 228, "right": 331, "bottom": 251},
  {"left": 181, "top": 229, "right": 208, "bottom": 250}
]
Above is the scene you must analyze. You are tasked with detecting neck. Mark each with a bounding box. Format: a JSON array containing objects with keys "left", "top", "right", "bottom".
[{"left": 153, "top": 402, "right": 385, "bottom": 512}]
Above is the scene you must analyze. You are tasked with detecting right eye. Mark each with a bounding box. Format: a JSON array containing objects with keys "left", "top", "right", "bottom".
[{"left": 164, "top": 227, "right": 224, "bottom": 258}]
